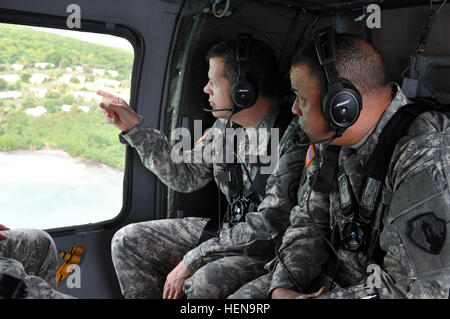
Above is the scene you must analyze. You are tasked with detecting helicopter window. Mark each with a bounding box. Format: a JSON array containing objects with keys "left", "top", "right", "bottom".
[{"left": 0, "top": 23, "right": 134, "bottom": 230}]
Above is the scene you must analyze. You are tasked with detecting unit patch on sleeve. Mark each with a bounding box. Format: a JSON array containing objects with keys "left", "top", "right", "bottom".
[
  {"left": 305, "top": 145, "right": 315, "bottom": 168},
  {"left": 408, "top": 212, "right": 446, "bottom": 255}
]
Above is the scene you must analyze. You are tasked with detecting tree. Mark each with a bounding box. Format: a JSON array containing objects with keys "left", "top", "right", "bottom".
[
  {"left": 46, "top": 51, "right": 63, "bottom": 67},
  {"left": 20, "top": 73, "right": 31, "bottom": 83},
  {"left": 0, "top": 78, "right": 7, "bottom": 91}
]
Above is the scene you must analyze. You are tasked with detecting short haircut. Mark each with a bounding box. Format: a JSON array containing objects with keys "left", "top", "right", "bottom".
[
  {"left": 291, "top": 33, "right": 389, "bottom": 95},
  {"left": 206, "top": 38, "right": 281, "bottom": 98}
]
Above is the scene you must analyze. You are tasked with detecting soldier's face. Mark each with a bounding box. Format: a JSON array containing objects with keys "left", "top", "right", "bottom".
[
  {"left": 290, "top": 63, "right": 333, "bottom": 142},
  {"left": 203, "top": 57, "right": 233, "bottom": 118}
]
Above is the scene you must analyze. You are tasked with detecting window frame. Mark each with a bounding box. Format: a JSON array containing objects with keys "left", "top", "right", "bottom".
[{"left": 0, "top": 10, "right": 144, "bottom": 234}]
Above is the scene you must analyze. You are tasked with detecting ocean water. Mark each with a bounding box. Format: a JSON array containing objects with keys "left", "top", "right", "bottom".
[{"left": 0, "top": 150, "right": 124, "bottom": 230}]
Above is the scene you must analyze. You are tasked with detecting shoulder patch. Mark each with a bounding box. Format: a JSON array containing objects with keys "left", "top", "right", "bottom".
[
  {"left": 409, "top": 212, "right": 446, "bottom": 255},
  {"left": 305, "top": 145, "right": 315, "bottom": 168}
]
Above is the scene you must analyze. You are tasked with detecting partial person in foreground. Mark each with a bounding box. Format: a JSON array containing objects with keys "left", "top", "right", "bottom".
[{"left": 0, "top": 225, "right": 74, "bottom": 299}]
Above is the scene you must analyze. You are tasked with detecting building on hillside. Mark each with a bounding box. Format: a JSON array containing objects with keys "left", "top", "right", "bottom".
[
  {"left": 30, "top": 73, "right": 50, "bottom": 85},
  {"left": 35, "top": 62, "right": 55, "bottom": 69},
  {"left": 0, "top": 91, "right": 22, "bottom": 99},
  {"left": 11, "top": 64, "right": 25, "bottom": 71},
  {"left": 107, "top": 70, "right": 119, "bottom": 77},
  {"left": 92, "top": 68, "right": 105, "bottom": 76},
  {"left": 76, "top": 75, "right": 86, "bottom": 84},
  {"left": 94, "top": 78, "right": 121, "bottom": 88},
  {"left": 0, "top": 74, "right": 20, "bottom": 83},
  {"left": 29, "top": 87, "right": 48, "bottom": 98},
  {"left": 72, "top": 91, "right": 102, "bottom": 103},
  {"left": 78, "top": 105, "right": 90, "bottom": 112},
  {"left": 25, "top": 105, "right": 47, "bottom": 117}
]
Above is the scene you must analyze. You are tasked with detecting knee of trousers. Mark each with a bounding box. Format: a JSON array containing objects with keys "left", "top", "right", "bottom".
[
  {"left": 111, "top": 225, "right": 131, "bottom": 258},
  {"left": 10, "top": 229, "right": 57, "bottom": 259},
  {"left": 21, "top": 229, "right": 55, "bottom": 247},
  {"left": 34, "top": 229, "right": 56, "bottom": 250},
  {"left": 111, "top": 224, "right": 145, "bottom": 261}
]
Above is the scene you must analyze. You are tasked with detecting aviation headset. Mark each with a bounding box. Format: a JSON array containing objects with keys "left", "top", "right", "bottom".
[
  {"left": 313, "top": 26, "right": 362, "bottom": 138},
  {"left": 231, "top": 33, "right": 259, "bottom": 112}
]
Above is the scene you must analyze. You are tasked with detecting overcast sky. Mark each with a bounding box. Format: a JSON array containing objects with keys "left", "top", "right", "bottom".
[{"left": 27, "top": 26, "right": 134, "bottom": 52}]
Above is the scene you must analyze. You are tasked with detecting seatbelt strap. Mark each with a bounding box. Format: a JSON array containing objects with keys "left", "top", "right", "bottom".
[
  {"left": 249, "top": 109, "right": 294, "bottom": 196},
  {"left": 197, "top": 217, "right": 220, "bottom": 245},
  {"left": 312, "top": 145, "right": 341, "bottom": 194},
  {"left": 204, "top": 108, "right": 294, "bottom": 241},
  {"left": 359, "top": 102, "right": 450, "bottom": 260},
  {"left": 360, "top": 103, "right": 450, "bottom": 224}
]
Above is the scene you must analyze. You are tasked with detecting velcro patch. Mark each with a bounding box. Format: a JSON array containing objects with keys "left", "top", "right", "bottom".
[{"left": 409, "top": 212, "right": 446, "bottom": 255}]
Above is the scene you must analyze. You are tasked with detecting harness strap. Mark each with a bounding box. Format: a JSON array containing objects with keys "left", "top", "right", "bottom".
[
  {"left": 312, "top": 145, "right": 341, "bottom": 195},
  {"left": 205, "top": 107, "right": 294, "bottom": 238},
  {"left": 360, "top": 103, "right": 450, "bottom": 224},
  {"left": 323, "top": 102, "right": 450, "bottom": 257}
]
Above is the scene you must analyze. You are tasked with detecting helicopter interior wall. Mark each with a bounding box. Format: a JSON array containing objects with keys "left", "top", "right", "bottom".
[
  {"left": 372, "top": 4, "right": 450, "bottom": 93},
  {"left": 331, "top": 3, "right": 450, "bottom": 101},
  {"left": 1, "top": 0, "right": 449, "bottom": 299}
]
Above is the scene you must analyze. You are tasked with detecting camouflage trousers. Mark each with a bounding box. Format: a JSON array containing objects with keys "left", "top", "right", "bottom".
[
  {"left": 230, "top": 271, "right": 350, "bottom": 299},
  {"left": 228, "top": 272, "right": 272, "bottom": 299},
  {"left": 111, "top": 217, "right": 267, "bottom": 299},
  {"left": 0, "top": 229, "right": 74, "bottom": 299}
]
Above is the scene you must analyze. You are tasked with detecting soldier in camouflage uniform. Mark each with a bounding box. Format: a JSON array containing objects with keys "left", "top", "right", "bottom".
[
  {"left": 230, "top": 33, "right": 450, "bottom": 299},
  {"left": 98, "top": 38, "right": 309, "bottom": 298},
  {"left": 0, "top": 226, "right": 74, "bottom": 298}
]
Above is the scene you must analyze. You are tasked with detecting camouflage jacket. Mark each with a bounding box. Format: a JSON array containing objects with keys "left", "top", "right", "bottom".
[
  {"left": 122, "top": 100, "right": 282, "bottom": 203},
  {"left": 183, "top": 118, "right": 309, "bottom": 273},
  {"left": 270, "top": 84, "right": 450, "bottom": 299}
]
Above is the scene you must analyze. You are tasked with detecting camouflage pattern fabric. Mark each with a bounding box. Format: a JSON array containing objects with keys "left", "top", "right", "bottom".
[
  {"left": 0, "top": 229, "right": 74, "bottom": 299},
  {"left": 111, "top": 114, "right": 310, "bottom": 298},
  {"left": 121, "top": 100, "right": 281, "bottom": 203},
  {"left": 111, "top": 217, "right": 209, "bottom": 298},
  {"left": 233, "top": 84, "right": 450, "bottom": 299}
]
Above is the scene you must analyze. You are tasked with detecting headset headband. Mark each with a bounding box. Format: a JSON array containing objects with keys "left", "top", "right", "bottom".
[
  {"left": 313, "top": 26, "right": 339, "bottom": 85},
  {"left": 313, "top": 26, "right": 363, "bottom": 138},
  {"left": 231, "top": 33, "right": 258, "bottom": 111},
  {"left": 236, "top": 34, "right": 251, "bottom": 81}
]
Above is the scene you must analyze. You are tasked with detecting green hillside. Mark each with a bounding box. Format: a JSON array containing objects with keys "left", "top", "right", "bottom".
[
  {"left": 0, "top": 23, "right": 134, "bottom": 169},
  {"left": 0, "top": 23, "right": 133, "bottom": 78}
]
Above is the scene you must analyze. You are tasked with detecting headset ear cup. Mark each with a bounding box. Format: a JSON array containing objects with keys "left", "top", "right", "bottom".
[
  {"left": 322, "top": 79, "right": 362, "bottom": 136},
  {"left": 231, "top": 78, "right": 258, "bottom": 110}
]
